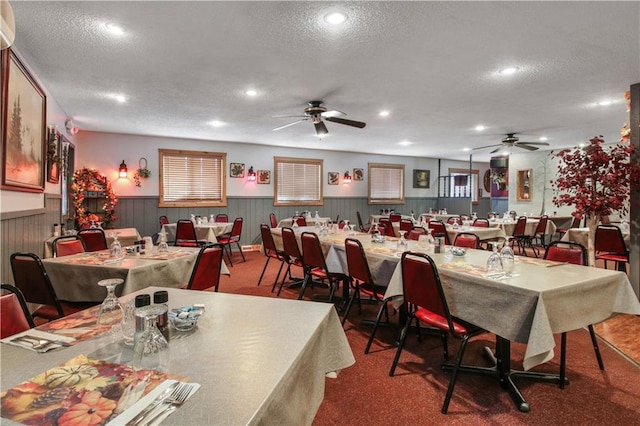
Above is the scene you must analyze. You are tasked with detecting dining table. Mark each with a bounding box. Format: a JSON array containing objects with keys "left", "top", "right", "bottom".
[
  {"left": 0, "top": 287, "right": 355, "bottom": 425},
  {"left": 444, "top": 224, "right": 506, "bottom": 244},
  {"left": 41, "top": 246, "right": 229, "bottom": 302},
  {"left": 43, "top": 228, "right": 142, "bottom": 258},
  {"left": 489, "top": 218, "right": 556, "bottom": 237},
  {"left": 161, "top": 221, "right": 233, "bottom": 244},
  {"left": 277, "top": 217, "right": 332, "bottom": 228},
  {"left": 560, "top": 226, "right": 631, "bottom": 250}
]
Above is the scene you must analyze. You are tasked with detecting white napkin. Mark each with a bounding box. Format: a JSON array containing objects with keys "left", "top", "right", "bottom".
[{"left": 1, "top": 329, "right": 75, "bottom": 352}]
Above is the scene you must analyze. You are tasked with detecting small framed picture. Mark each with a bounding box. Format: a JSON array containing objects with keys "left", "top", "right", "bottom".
[
  {"left": 328, "top": 172, "right": 339, "bottom": 185},
  {"left": 413, "top": 169, "right": 430, "bottom": 188},
  {"left": 230, "top": 162, "right": 245, "bottom": 178},
  {"left": 257, "top": 169, "right": 270, "bottom": 184},
  {"left": 353, "top": 168, "right": 363, "bottom": 181}
]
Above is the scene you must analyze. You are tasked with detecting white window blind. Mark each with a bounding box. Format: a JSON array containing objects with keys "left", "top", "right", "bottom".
[
  {"left": 368, "top": 163, "right": 405, "bottom": 204},
  {"left": 159, "top": 149, "right": 227, "bottom": 207},
  {"left": 274, "top": 157, "right": 323, "bottom": 206}
]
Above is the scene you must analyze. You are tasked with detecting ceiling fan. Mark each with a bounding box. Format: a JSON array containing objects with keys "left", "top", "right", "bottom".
[
  {"left": 273, "top": 100, "right": 366, "bottom": 136},
  {"left": 473, "top": 133, "right": 550, "bottom": 153}
]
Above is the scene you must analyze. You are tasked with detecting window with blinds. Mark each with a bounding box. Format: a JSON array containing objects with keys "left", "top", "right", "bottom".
[
  {"left": 274, "top": 157, "right": 323, "bottom": 206},
  {"left": 448, "top": 168, "right": 479, "bottom": 204},
  {"left": 368, "top": 163, "right": 405, "bottom": 204},
  {"left": 159, "top": 149, "right": 227, "bottom": 207}
]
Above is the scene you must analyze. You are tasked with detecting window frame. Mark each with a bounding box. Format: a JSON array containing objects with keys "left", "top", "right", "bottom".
[
  {"left": 158, "top": 148, "right": 227, "bottom": 207},
  {"left": 273, "top": 156, "right": 324, "bottom": 207},
  {"left": 368, "top": 162, "right": 405, "bottom": 204}
]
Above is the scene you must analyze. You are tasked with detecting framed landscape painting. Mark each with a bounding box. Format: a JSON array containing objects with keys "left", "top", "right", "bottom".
[
  {"left": 413, "top": 169, "right": 430, "bottom": 188},
  {"left": 47, "top": 128, "right": 61, "bottom": 184},
  {"left": 1, "top": 48, "right": 46, "bottom": 192}
]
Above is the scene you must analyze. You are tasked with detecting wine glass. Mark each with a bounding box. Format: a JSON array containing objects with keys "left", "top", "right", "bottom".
[
  {"left": 500, "top": 238, "right": 515, "bottom": 277},
  {"left": 486, "top": 242, "right": 503, "bottom": 275},
  {"left": 97, "top": 278, "right": 125, "bottom": 339},
  {"left": 132, "top": 305, "right": 170, "bottom": 371},
  {"left": 397, "top": 231, "right": 409, "bottom": 251},
  {"left": 109, "top": 232, "right": 122, "bottom": 258},
  {"left": 157, "top": 232, "right": 169, "bottom": 253}
]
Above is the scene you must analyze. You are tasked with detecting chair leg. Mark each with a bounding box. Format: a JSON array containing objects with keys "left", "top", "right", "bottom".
[
  {"left": 297, "top": 270, "right": 311, "bottom": 300},
  {"left": 271, "top": 261, "right": 285, "bottom": 292},
  {"left": 588, "top": 325, "right": 605, "bottom": 370},
  {"left": 257, "top": 257, "right": 271, "bottom": 286},
  {"left": 235, "top": 241, "right": 246, "bottom": 262},
  {"left": 441, "top": 332, "right": 449, "bottom": 360},
  {"left": 341, "top": 287, "right": 358, "bottom": 326},
  {"left": 365, "top": 302, "right": 388, "bottom": 354},
  {"left": 276, "top": 264, "right": 291, "bottom": 295},
  {"left": 442, "top": 335, "right": 469, "bottom": 414},
  {"left": 389, "top": 316, "right": 411, "bottom": 376},
  {"left": 560, "top": 332, "right": 567, "bottom": 389},
  {"left": 224, "top": 244, "right": 234, "bottom": 267}
]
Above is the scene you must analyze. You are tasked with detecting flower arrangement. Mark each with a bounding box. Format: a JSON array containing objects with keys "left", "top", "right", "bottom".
[
  {"left": 133, "top": 158, "right": 151, "bottom": 188},
  {"left": 72, "top": 168, "right": 118, "bottom": 229},
  {"left": 491, "top": 170, "right": 506, "bottom": 184},
  {"left": 551, "top": 135, "right": 640, "bottom": 266}
]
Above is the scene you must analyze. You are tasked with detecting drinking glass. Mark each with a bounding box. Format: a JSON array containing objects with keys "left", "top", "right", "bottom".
[
  {"left": 109, "top": 232, "right": 122, "bottom": 258},
  {"left": 157, "top": 232, "right": 169, "bottom": 253},
  {"left": 486, "top": 242, "right": 503, "bottom": 274},
  {"left": 348, "top": 224, "right": 356, "bottom": 237},
  {"left": 97, "top": 278, "right": 125, "bottom": 340},
  {"left": 500, "top": 238, "right": 515, "bottom": 277},
  {"left": 397, "top": 231, "right": 409, "bottom": 251},
  {"left": 132, "top": 305, "right": 170, "bottom": 371}
]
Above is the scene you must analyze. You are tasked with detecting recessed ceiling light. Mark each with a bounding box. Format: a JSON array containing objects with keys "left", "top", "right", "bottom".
[
  {"left": 245, "top": 89, "right": 258, "bottom": 97},
  {"left": 539, "top": 136, "right": 548, "bottom": 141},
  {"left": 597, "top": 100, "right": 612, "bottom": 106},
  {"left": 324, "top": 12, "right": 347, "bottom": 25},
  {"left": 210, "top": 120, "right": 225, "bottom": 127},
  {"left": 106, "top": 93, "right": 126, "bottom": 103},
  {"left": 379, "top": 110, "right": 390, "bottom": 117},
  {"left": 502, "top": 150, "right": 510, "bottom": 156},
  {"left": 475, "top": 125, "right": 485, "bottom": 131},
  {"left": 499, "top": 67, "right": 519, "bottom": 75},
  {"left": 398, "top": 140, "right": 412, "bottom": 146},
  {"left": 104, "top": 22, "right": 125, "bottom": 36},
  {"left": 463, "top": 148, "right": 471, "bottom": 152}
]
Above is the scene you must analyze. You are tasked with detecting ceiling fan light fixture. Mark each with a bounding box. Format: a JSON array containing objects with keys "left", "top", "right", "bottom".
[{"left": 324, "top": 12, "right": 347, "bottom": 25}]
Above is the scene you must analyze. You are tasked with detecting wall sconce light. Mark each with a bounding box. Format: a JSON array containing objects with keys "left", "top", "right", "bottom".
[
  {"left": 119, "top": 160, "right": 128, "bottom": 178},
  {"left": 343, "top": 171, "right": 352, "bottom": 184},
  {"left": 247, "top": 166, "right": 257, "bottom": 181}
]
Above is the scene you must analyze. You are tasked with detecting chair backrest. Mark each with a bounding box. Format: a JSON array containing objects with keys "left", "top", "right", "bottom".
[
  {"left": 400, "top": 219, "right": 414, "bottom": 233},
  {"left": 428, "top": 221, "right": 449, "bottom": 244},
  {"left": 260, "top": 223, "right": 279, "bottom": 254},
  {"left": 512, "top": 216, "right": 527, "bottom": 237},
  {"left": 10, "top": 253, "right": 65, "bottom": 318},
  {"left": 229, "top": 217, "right": 243, "bottom": 240},
  {"left": 460, "top": 214, "right": 470, "bottom": 221},
  {"left": 595, "top": 225, "right": 627, "bottom": 255},
  {"left": 294, "top": 216, "right": 307, "bottom": 226},
  {"left": 281, "top": 227, "right": 303, "bottom": 262},
  {"left": 269, "top": 213, "right": 278, "bottom": 228},
  {"left": 534, "top": 215, "right": 548, "bottom": 235},
  {"left": 175, "top": 219, "right": 198, "bottom": 245},
  {"left": 389, "top": 213, "right": 402, "bottom": 223},
  {"left": 379, "top": 218, "right": 395, "bottom": 237},
  {"left": 345, "top": 238, "right": 375, "bottom": 285},
  {"left": 1, "top": 284, "right": 36, "bottom": 338},
  {"left": 447, "top": 216, "right": 460, "bottom": 225},
  {"left": 473, "top": 218, "right": 489, "bottom": 227},
  {"left": 544, "top": 241, "right": 587, "bottom": 266},
  {"left": 408, "top": 228, "right": 426, "bottom": 241},
  {"left": 187, "top": 244, "right": 224, "bottom": 291},
  {"left": 570, "top": 215, "right": 583, "bottom": 228},
  {"left": 301, "top": 232, "right": 328, "bottom": 271},
  {"left": 215, "top": 214, "right": 229, "bottom": 223},
  {"left": 401, "top": 252, "right": 457, "bottom": 335},
  {"left": 159, "top": 215, "right": 169, "bottom": 227},
  {"left": 338, "top": 219, "right": 346, "bottom": 229},
  {"left": 52, "top": 236, "right": 85, "bottom": 257},
  {"left": 77, "top": 228, "right": 108, "bottom": 252},
  {"left": 453, "top": 232, "right": 479, "bottom": 249},
  {"left": 509, "top": 210, "right": 517, "bottom": 220},
  {"left": 356, "top": 211, "right": 367, "bottom": 231}
]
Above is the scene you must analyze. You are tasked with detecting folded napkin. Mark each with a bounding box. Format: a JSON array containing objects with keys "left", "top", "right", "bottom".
[{"left": 1, "top": 329, "right": 75, "bottom": 353}]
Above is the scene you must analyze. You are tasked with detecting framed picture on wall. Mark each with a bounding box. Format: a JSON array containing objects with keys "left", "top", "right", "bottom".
[
  {"left": 1, "top": 48, "right": 46, "bottom": 192},
  {"left": 353, "top": 168, "right": 363, "bottom": 181},
  {"left": 47, "top": 128, "right": 61, "bottom": 184},
  {"left": 230, "top": 162, "right": 245, "bottom": 178},
  {"left": 328, "top": 171, "right": 339, "bottom": 185},
  {"left": 257, "top": 169, "right": 270, "bottom": 184},
  {"left": 412, "top": 169, "right": 430, "bottom": 188}
]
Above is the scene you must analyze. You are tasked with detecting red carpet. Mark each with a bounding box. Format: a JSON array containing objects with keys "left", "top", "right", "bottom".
[{"left": 218, "top": 251, "right": 640, "bottom": 424}]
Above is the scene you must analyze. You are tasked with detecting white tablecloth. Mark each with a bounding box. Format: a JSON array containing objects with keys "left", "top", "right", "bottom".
[
  {"left": 0, "top": 288, "right": 355, "bottom": 426},
  {"left": 162, "top": 222, "right": 233, "bottom": 244},
  {"left": 277, "top": 217, "right": 332, "bottom": 227}
]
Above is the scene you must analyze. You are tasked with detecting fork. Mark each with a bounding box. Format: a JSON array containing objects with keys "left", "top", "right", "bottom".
[
  {"left": 12, "top": 335, "right": 71, "bottom": 350},
  {"left": 142, "top": 383, "right": 193, "bottom": 426}
]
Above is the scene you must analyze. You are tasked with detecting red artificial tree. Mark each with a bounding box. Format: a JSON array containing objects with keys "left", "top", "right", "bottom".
[{"left": 551, "top": 136, "right": 640, "bottom": 267}]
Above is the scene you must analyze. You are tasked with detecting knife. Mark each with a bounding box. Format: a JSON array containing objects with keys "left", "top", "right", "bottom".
[{"left": 127, "top": 381, "right": 179, "bottom": 426}]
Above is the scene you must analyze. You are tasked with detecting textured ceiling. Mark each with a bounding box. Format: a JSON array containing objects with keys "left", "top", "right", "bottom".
[{"left": 9, "top": 1, "right": 640, "bottom": 161}]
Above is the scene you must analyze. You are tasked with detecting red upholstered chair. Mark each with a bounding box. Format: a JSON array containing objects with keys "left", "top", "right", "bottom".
[
  {"left": 532, "top": 215, "right": 549, "bottom": 250},
  {"left": 453, "top": 232, "right": 479, "bottom": 249},
  {"left": 77, "top": 228, "right": 108, "bottom": 252},
  {"left": 544, "top": 241, "right": 603, "bottom": 388},
  {"left": 556, "top": 215, "right": 582, "bottom": 239},
  {"left": 446, "top": 216, "right": 461, "bottom": 225},
  {"left": 408, "top": 228, "right": 426, "bottom": 241},
  {"left": 511, "top": 216, "right": 537, "bottom": 257},
  {"left": 356, "top": 211, "right": 371, "bottom": 233},
  {"left": 379, "top": 218, "right": 396, "bottom": 237},
  {"left": 389, "top": 213, "right": 402, "bottom": 223},
  {"left": 595, "top": 224, "right": 629, "bottom": 271},
  {"left": 174, "top": 219, "right": 206, "bottom": 247},
  {"left": 52, "top": 235, "right": 86, "bottom": 257},
  {"left": 473, "top": 218, "right": 490, "bottom": 227},
  {"left": 428, "top": 220, "right": 450, "bottom": 245},
  {"left": 217, "top": 217, "right": 246, "bottom": 266},
  {"left": 159, "top": 215, "right": 169, "bottom": 228},
  {"left": 293, "top": 216, "right": 307, "bottom": 226},
  {"left": 298, "top": 232, "right": 348, "bottom": 302},
  {"left": 185, "top": 244, "right": 224, "bottom": 291},
  {"left": 269, "top": 213, "right": 278, "bottom": 228},
  {"left": 277, "top": 227, "right": 305, "bottom": 296},
  {"left": 257, "top": 224, "right": 286, "bottom": 290},
  {"left": 215, "top": 214, "right": 229, "bottom": 223},
  {"left": 390, "top": 251, "right": 487, "bottom": 414},
  {"left": 399, "top": 219, "right": 414, "bottom": 233},
  {"left": 1, "top": 284, "right": 36, "bottom": 338},
  {"left": 10, "top": 253, "right": 95, "bottom": 321},
  {"left": 343, "top": 238, "right": 390, "bottom": 353}
]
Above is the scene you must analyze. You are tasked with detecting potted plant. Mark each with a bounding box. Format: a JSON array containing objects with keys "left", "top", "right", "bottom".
[{"left": 551, "top": 136, "right": 639, "bottom": 266}]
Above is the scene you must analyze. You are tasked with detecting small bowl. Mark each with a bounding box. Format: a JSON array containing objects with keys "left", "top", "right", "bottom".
[
  {"left": 449, "top": 247, "right": 467, "bottom": 257},
  {"left": 169, "top": 307, "right": 202, "bottom": 331}
]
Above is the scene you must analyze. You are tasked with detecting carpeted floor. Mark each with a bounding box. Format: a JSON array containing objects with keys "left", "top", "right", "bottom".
[{"left": 218, "top": 250, "right": 640, "bottom": 424}]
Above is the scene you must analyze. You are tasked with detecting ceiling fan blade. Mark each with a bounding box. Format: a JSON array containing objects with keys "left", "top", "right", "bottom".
[
  {"left": 273, "top": 119, "right": 307, "bottom": 131},
  {"left": 472, "top": 144, "right": 501, "bottom": 151},
  {"left": 272, "top": 114, "right": 307, "bottom": 118},
  {"left": 516, "top": 142, "right": 549, "bottom": 146},
  {"left": 321, "top": 110, "right": 346, "bottom": 118},
  {"left": 490, "top": 147, "right": 504, "bottom": 154},
  {"left": 325, "top": 116, "right": 366, "bottom": 128},
  {"left": 315, "top": 121, "right": 328, "bottom": 136},
  {"left": 516, "top": 144, "right": 539, "bottom": 151}
]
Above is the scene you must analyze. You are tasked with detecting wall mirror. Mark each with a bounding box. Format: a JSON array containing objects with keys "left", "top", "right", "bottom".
[{"left": 516, "top": 169, "right": 532, "bottom": 201}]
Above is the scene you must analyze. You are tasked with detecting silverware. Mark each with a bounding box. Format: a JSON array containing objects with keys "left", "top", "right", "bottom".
[
  {"left": 11, "top": 335, "right": 71, "bottom": 350},
  {"left": 127, "top": 381, "right": 179, "bottom": 426},
  {"left": 142, "top": 383, "right": 193, "bottom": 426}
]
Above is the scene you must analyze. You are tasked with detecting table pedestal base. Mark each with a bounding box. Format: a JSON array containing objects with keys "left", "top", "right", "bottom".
[{"left": 442, "top": 337, "right": 567, "bottom": 413}]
